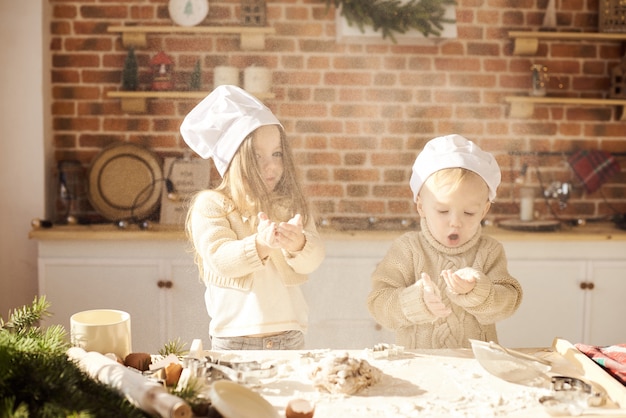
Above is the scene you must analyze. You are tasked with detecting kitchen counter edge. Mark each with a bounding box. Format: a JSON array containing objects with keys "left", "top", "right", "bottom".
[{"left": 28, "top": 222, "right": 626, "bottom": 242}]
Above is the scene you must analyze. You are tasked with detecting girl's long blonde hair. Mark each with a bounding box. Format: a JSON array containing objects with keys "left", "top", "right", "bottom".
[{"left": 214, "top": 125, "right": 309, "bottom": 224}]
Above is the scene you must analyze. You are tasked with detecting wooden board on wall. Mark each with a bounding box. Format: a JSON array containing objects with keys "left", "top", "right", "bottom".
[{"left": 159, "top": 157, "right": 211, "bottom": 225}]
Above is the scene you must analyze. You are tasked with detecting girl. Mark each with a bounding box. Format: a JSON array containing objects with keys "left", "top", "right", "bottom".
[{"left": 181, "top": 85, "right": 325, "bottom": 350}]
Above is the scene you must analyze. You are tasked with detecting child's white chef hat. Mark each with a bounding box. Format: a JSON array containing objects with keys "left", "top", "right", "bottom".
[
  {"left": 180, "top": 85, "right": 282, "bottom": 177},
  {"left": 409, "top": 134, "right": 501, "bottom": 202}
]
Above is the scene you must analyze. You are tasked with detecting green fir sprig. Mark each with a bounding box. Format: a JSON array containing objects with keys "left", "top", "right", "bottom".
[
  {"left": 324, "top": 0, "right": 457, "bottom": 42},
  {"left": 158, "top": 337, "right": 188, "bottom": 357},
  {"left": 0, "top": 296, "right": 148, "bottom": 418}
]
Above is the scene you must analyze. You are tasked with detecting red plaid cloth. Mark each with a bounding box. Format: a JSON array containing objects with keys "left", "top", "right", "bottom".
[
  {"left": 568, "top": 150, "right": 620, "bottom": 194},
  {"left": 575, "top": 343, "right": 626, "bottom": 385}
]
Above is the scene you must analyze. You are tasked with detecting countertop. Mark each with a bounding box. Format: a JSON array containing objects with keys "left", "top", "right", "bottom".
[
  {"left": 29, "top": 221, "right": 626, "bottom": 242},
  {"left": 193, "top": 341, "right": 626, "bottom": 418}
]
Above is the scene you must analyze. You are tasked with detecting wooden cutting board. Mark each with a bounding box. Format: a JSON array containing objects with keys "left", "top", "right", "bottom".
[
  {"left": 553, "top": 338, "right": 626, "bottom": 409},
  {"left": 498, "top": 219, "right": 561, "bottom": 232}
]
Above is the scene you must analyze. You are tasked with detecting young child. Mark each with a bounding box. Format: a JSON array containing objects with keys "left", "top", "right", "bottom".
[
  {"left": 367, "top": 134, "right": 522, "bottom": 349},
  {"left": 180, "top": 85, "right": 325, "bottom": 350}
]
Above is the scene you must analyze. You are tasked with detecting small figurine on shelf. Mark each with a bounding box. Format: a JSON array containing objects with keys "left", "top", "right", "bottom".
[
  {"left": 241, "top": 0, "right": 266, "bottom": 26},
  {"left": 122, "top": 47, "right": 138, "bottom": 91},
  {"left": 150, "top": 51, "right": 175, "bottom": 91},
  {"left": 189, "top": 59, "right": 202, "bottom": 91}
]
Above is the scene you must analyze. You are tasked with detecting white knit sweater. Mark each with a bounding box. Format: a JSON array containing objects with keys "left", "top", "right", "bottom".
[{"left": 188, "top": 189, "right": 325, "bottom": 290}]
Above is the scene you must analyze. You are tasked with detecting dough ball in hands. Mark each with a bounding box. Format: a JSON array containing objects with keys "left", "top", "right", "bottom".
[
  {"left": 309, "top": 353, "right": 382, "bottom": 395},
  {"left": 442, "top": 267, "right": 478, "bottom": 295},
  {"left": 454, "top": 267, "right": 479, "bottom": 282}
]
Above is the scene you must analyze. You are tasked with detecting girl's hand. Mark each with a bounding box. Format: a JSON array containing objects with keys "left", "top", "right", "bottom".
[
  {"left": 441, "top": 269, "right": 476, "bottom": 295},
  {"left": 421, "top": 272, "right": 451, "bottom": 318},
  {"left": 256, "top": 212, "right": 279, "bottom": 248},
  {"left": 276, "top": 213, "right": 306, "bottom": 253}
]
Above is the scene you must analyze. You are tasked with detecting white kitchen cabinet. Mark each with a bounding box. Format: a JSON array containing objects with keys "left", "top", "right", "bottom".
[
  {"left": 497, "top": 241, "right": 626, "bottom": 348},
  {"left": 496, "top": 259, "right": 586, "bottom": 348},
  {"left": 583, "top": 260, "right": 626, "bottom": 346},
  {"left": 36, "top": 238, "right": 210, "bottom": 354},
  {"left": 307, "top": 231, "right": 626, "bottom": 350},
  {"left": 301, "top": 237, "right": 396, "bottom": 349},
  {"left": 32, "top": 226, "right": 626, "bottom": 352}
]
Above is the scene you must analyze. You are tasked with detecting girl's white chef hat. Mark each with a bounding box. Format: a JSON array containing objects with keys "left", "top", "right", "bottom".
[
  {"left": 409, "top": 134, "right": 501, "bottom": 202},
  {"left": 180, "top": 85, "right": 282, "bottom": 177}
]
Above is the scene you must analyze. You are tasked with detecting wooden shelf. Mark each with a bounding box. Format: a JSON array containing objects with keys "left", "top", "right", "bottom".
[
  {"left": 107, "top": 25, "right": 275, "bottom": 50},
  {"left": 504, "top": 95, "right": 626, "bottom": 120},
  {"left": 508, "top": 31, "right": 626, "bottom": 55},
  {"left": 107, "top": 90, "right": 276, "bottom": 113}
]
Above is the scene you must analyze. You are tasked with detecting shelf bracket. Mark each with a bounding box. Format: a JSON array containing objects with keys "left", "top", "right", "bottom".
[
  {"left": 119, "top": 98, "right": 147, "bottom": 113},
  {"left": 121, "top": 32, "right": 147, "bottom": 49},
  {"left": 240, "top": 33, "right": 265, "bottom": 50},
  {"left": 512, "top": 37, "right": 539, "bottom": 55},
  {"left": 508, "top": 101, "right": 535, "bottom": 118}
]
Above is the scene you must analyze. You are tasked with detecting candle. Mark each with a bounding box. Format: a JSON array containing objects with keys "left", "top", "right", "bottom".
[
  {"left": 519, "top": 186, "right": 535, "bottom": 222},
  {"left": 213, "top": 66, "right": 239, "bottom": 88},
  {"left": 243, "top": 66, "right": 271, "bottom": 93}
]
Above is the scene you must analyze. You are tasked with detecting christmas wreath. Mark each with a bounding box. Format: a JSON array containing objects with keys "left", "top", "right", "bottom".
[{"left": 324, "top": 0, "right": 456, "bottom": 41}]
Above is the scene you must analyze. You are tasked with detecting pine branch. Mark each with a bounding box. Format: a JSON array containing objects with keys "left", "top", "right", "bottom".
[
  {"left": 158, "top": 337, "right": 188, "bottom": 357},
  {"left": 324, "top": 0, "right": 456, "bottom": 42},
  {"left": 1, "top": 296, "right": 51, "bottom": 333},
  {"left": 0, "top": 298, "right": 149, "bottom": 418}
]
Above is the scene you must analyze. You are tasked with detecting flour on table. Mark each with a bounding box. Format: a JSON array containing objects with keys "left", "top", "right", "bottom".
[{"left": 206, "top": 349, "right": 553, "bottom": 417}]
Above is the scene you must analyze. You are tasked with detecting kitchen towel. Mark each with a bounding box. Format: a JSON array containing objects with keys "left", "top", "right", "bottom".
[
  {"left": 568, "top": 150, "right": 621, "bottom": 194},
  {"left": 575, "top": 343, "right": 626, "bottom": 385}
]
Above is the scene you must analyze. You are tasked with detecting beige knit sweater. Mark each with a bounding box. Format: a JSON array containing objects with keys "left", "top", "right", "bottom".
[
  {"left": 367, "top": 218, "right": 522, "bottom": 349},
  {"left": 188, "top": 189, "right": 325, "bottom": 290}
]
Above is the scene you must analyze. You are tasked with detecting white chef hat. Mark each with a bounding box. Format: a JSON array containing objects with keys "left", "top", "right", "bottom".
[
  {"left": 409, "top": 134, "right": 501, "bottom": 202},
  {"left": 180, "top": 85, "right": 282, "bottom": 177}
]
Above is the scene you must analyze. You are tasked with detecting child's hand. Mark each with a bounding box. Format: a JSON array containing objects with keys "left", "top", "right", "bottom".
[
  {"left": 420, "top": 272, "right": 451, "bottom": 318},
  {"left": 256, "top": 212, "right": 279, "bottom": 248},
  {"left": 441, "top": 269, "right": 476, "bottom": 295},
  {"left": 276, "top": 213, "right": 306, "bottom": 253}
]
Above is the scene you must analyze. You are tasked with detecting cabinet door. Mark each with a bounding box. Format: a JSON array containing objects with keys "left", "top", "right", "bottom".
[
  {"left": 39, "top": 259, "right": 162, "bottom": 353},
  {"left": 167, "top": 261, "right": 211, "bottom": 350},
  {"left": 497, "top": 259, "right": 585, "bottom": 348},
  {"left": 302, "top": 257, "right": 395, "bottom": 349},
  {"left": 585, "top": 261, "right": 626, "bottom": 346}
]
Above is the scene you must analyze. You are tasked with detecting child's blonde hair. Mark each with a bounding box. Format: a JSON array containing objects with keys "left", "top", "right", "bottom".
[
  {"left": 425, "top": 168, "right": 489, "bottom": 201},
  {"left": 215, "top": 126, "right": 310, "bottom": 224}
]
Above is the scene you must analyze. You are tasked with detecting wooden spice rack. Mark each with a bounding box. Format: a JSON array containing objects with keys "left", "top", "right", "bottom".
[
  {"left": 506, "top": 31, "right": 626, "bottom": 119},
  {"left": 107, "top": 24, "right": 277, "bottom": 112}
]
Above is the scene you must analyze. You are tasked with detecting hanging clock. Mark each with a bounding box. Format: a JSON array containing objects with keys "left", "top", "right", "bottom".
[{"left": 168, "top": 0, "right": 209, "bottom": 27}]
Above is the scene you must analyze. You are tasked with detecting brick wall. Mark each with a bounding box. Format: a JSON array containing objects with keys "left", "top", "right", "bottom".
[{"left": 49, "top": 0, "right": 626, "bottom": 229}]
